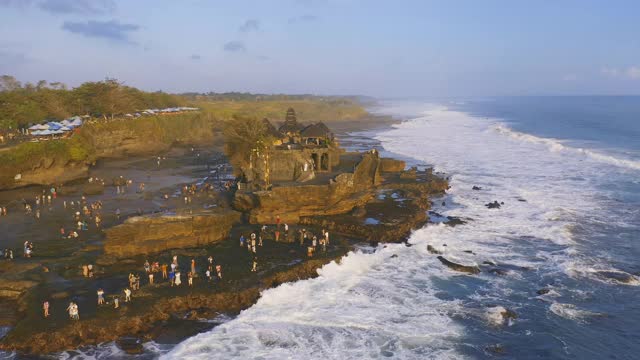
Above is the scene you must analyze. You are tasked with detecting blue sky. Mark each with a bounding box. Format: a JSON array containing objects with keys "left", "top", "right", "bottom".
[{"left": 1, "top": 0, "right": 639, "bottom": 96}]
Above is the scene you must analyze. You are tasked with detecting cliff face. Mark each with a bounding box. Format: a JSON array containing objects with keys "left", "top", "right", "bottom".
[
  {"left": 234, "top": 152, "right": 383, "bottom": 223},
  {"left": 103, "top": 209, "right": 241, "bottom": 258},
  {"left": 0, "top": 114, "right": 221, "bottom": 190}
]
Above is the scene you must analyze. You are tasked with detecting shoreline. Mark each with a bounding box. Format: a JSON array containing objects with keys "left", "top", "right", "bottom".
[{"left": 0, "top": 111, "right": 450, "bottom": 356}]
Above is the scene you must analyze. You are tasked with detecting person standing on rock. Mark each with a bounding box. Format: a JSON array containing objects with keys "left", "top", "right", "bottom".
[
  {"left": 240, "top": 234, "right": 246, "bottom": 247},
  {"left": 190, "top": 259, "right": 196, "bottom": 275},
  {"left": 284, "top": 224, "right": 289, "bottom": 241},
  {"left": 169, "top": 269, "right": 175, "bottom": 286},
  {"left": 187, "top": 272, "right": 193, "bottom": 286},
  {"left": 67, "top": 302, "right": 79, "bottom": 320},
  {"left": 114, "top": 296, "right": 119, "bottom": 309},
  {"left": 124, "top": 288, "right": 132, "bottom": 302},
  {"left": 174, "top": 271, "right": 182, "bottom": 286},
  {"left": 251, "top": 257, "right": 257, "bottom": 272},
  {"left": 148, "top": 272, "right": 154, "bottom": 285},
  {"left": 43, "top": 300, "right": 50, "bottom": 318},
  {"left": 97, "top": 288, "right": 105, "bottom": 305},
  {"left": 161, "top": 264, "right": 168, "bottom": 279},
  {"left": 216, "top": 265, "right": 222, "bottom": 280}
]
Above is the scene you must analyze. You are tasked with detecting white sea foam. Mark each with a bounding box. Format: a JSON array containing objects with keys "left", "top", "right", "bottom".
[
  {"left": 549, "top": 303, "right": 603, "bottom": 323},
  {"left": 165, "top": 242, "right": 466, "bottom": 360},
  {"left": 492, "top": 123, "right": 640, "bottom": 171}
]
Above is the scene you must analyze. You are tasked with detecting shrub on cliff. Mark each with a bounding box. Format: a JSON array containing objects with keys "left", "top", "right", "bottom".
[{"left": 223, "top": 115, "right": 274, "bottom": 176}]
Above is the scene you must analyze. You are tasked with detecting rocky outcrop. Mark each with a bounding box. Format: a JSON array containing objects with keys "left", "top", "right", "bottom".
[
  {"left": 235, "top": 152, "right": 382, "bottom": 223},
  {"left": 103, "top": 210, "right": 241, "bottom": 257},
  {"left": 7, "top": 160, "right": 89, "bottom": 190},
  {"left": 0, "top": 257, "right": 335, "bottom": 354},
  {"left": 437, "top": 256, "right": 481, "bottom": 274},
  {"left": 379, "top": 158, "right": 405, "bottom": 172}
]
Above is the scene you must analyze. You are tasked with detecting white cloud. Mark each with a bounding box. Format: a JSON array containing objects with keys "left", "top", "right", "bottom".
[
  {"left": 602, "top": 66, "right": 640, "bottom": 80},
  {"left": 626, "top": 66, "right": 640, "bottom": 79},
  {"left": 601, "top": 67, "right": 620, "bottom": 77}
]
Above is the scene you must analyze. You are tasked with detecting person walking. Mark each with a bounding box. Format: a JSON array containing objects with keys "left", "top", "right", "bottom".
[
  {"left": 43, "top": 300, "right": 50, "bottom": 318},
  {"left": 124, "top": 288, "right": 132, "bottom": 302}
]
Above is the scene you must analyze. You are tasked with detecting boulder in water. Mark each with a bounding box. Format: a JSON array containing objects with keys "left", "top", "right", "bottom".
[
  {"left": 427, "top": 245, "right": 442, "bottom": 255},
  {"left": 472, "top": 186, "right": 482, "bottom": 191},
  {"left": 485, "top": 201, "right": 501, "bottom": 209},
  {"left": 536, "top": 288, "right": 551, "bottom": 295},
  {"left": 116, "top": 337, "right": 144, "bottom": 355},
  {"left": 437, "top": 256, "right": 480, "bottom": 274},
  {"left": 594, "top": 270, "right": 637, "bottom": 285},
  {"left": 488, "top": 268, "right": 508, "bottom": 276},
  {"left": 485, "top": 344, "right": 506, "bottom": 355}
]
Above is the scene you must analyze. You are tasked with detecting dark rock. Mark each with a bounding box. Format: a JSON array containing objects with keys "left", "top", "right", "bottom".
[
  {"left": 390, "top": 254, "right": 398, "bottom": 259},
  {"left": 445, "top": 217, "right": 467, "bottom": 227},
  {"left": 485, "top": 344, "right": 506, "bottom": 355},
  {"left": 483, "top": 260, "right": 496, "bottom": 266},
  {"left": 351, "top": 206, "right": 367, "bottom": 218},
  {"left": 437, "top": 256, "right": 480, "bottom": 274},
  {"left": 488, "top": 268, "right": 508, "bottom": 276},
  {"left": 472, "top": 186, "right": 482, "bottom": 191},
  {"left": 463, "top": 250, "right": 475, "bottom": 255},
  {"left": 441, "top": 201, "right": 446, "bottom": 206},
  {"left": 517, "top": 198, "right": 527, "bottom": 202},
  {"left": 427, "top": 245, "right": 442, "bottom": 255},
  {"left": 536, "top": 288, "right": 551, "bottom": 295},
  {"left": 485, "top": 201, "right": 501, "bottom": 209},
  {"left": 500, "top": 308, "right": 518, "bottom": 320},
  {"left": 594, "top": 270, "right": 636, "bottom": 284},
  {"left": 116, "top": 337, "right": 144, "bottom": 355}
]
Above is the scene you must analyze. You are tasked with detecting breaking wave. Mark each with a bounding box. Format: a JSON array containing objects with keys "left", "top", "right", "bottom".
[{"left": 492, "top": 123, "right": 640, "bottom": 171}]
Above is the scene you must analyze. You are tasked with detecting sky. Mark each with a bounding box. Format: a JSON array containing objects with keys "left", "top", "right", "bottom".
[{"left": 0, "top": 0, "right": 639, "bottom": 96}]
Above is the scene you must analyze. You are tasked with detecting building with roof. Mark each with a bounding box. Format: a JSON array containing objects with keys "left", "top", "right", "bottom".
[{"left": 243, "top": 108, "right": 342, "bottom": 189}]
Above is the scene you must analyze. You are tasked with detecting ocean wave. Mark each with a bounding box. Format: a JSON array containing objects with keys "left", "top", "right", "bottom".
[
  {"left": 549, "top": 303, "right": 604, "bottom": 323},
  {"left": 164, "top": 243, "right": 466, "bottom": 360},
  {"left": 492, "top": 123, "right": 640, "bottom": 171}
]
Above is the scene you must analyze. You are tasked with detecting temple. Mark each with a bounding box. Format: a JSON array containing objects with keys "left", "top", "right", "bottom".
[{"left": 241, "top": 108, "right": 343, "bottom": 189}]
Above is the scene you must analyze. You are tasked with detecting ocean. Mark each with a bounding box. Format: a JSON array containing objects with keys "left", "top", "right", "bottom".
[{"left": 82, "top": 97, "right": 640, "bottom": 359}]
